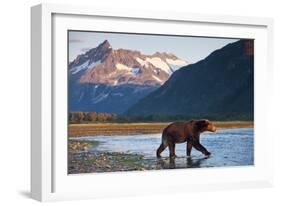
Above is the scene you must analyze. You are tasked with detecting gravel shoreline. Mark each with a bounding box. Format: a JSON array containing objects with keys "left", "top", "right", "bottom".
[
  {"left": 68, "top": 150, "right": 213, "bottom": 174},
  {"left": 68, "top": 151, "right": 158, "bottom": 174}
]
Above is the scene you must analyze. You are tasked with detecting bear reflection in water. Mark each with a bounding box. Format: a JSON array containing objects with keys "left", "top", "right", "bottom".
[{"left": 156, "top": 156, "right": 210, "bottom": 169}]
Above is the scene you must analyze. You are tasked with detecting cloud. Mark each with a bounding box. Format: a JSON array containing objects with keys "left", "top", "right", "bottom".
[{"left": 69, "top": 39, "right": 83, "bottom": 43}]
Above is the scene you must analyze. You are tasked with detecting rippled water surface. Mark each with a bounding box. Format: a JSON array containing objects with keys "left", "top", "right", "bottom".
[{"left": 72, "top": 128, "right": 254, "bottom": 168}]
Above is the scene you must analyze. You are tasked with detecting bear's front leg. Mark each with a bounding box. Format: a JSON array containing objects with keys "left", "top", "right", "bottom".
[
  {"left": 186, "top": 142, "right": 192, "bottom": 157},
  {"left": 193, "top": 140, "right": 211, "bottom": 156}
]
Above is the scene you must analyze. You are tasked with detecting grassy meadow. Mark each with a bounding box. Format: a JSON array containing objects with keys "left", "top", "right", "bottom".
[{"left": 68, "top": 121, "right": 254, "bottom": 137}]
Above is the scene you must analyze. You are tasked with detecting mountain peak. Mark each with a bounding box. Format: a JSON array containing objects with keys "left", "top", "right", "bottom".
[
  {"left": 70, "top": 40, "right": 188, "bottom": 86},
  {"left": 69, "top": 40, "right": 189, "bottom": 114},
  {"left": 98, "top": 40, "right": 112, "bottom": 49}
]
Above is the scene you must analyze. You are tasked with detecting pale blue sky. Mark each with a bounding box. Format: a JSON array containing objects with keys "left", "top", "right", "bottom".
[{"left": 69, "top": 31, "right": 239, "bottom": 63}]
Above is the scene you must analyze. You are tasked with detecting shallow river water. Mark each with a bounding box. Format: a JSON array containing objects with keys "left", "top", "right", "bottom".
[{"left": 72, "top": 128, "right": 254, "bottom": 169}]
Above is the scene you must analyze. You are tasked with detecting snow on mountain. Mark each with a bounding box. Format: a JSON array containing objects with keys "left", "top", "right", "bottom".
[
  {"left": 152, "top": 75, "right": 163, "bottom": 83},
  {"left": 70, "top": 60, "right": 90, "bottom": 74},
  {"left": 92, "top": 93, "right": 109, "bottom": 104},
  {"left": 116, "top": 63, "right": 131, "bottom": 71},
  {"left": 135, "top": 57, "right": 149, "bottom": 68},
  {"left": 166, "top": 58, "right": 187, "bottom": 66},
  {"left": 69, "top": 40, "right": 189, "bottom": 113},
  {"left": 166, "top": 58, "right": 188, "bottom": 72},
  {"left": 69, "top": 40, "right": 188, "bottom": 86},
  {"left": 88, "top": 60, "right": 101, "bottom": 70},
  {"left": 136, "top": 56, "right": 187, "bottom": 75},
  {"left": 145, "top": 57, "right": 173, "bottom": 75},
  {"left": 131, "top": 67, "right": 140, "bottom": 75},
  {"left": 70, "top": 60, "right": 102, "bottom": 74}
]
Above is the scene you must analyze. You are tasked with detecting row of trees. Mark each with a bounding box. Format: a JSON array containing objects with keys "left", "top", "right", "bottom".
[
  {"left": 69, "top": 111, "right": 253, "bottom": 123},
  {"left": 68, "top": 112, "right": 194, "bottom": 123},
  {"left": 69, "top": 112, "right": 117, "bottom": 123}
]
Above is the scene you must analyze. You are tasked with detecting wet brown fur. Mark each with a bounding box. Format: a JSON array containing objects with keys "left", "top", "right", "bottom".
[{"left": 156, "top": 119, "right": 216, "bottom": 158}]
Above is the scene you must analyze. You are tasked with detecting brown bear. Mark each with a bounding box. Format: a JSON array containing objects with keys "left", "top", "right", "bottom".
[{"left": 156, "top": 119, "right": 216, "bottom": 158}]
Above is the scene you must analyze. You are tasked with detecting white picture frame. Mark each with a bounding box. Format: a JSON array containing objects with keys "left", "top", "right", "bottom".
[{"left": 31, "top": 3, "right": 274, "bottom": 202}]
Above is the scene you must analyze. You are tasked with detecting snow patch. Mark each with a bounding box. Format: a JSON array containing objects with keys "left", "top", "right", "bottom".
[
  {"left": 70, "top": 60, "right": 90, "bottom": 74},
  {"left": 116, "top": 63, "right": 131, "bottom": 71},
  {"left": 166, "top": 58, "right": 188, "bottom": 72},
  {"left": 136, "top": 57, "right": 185, "bottom": 74},
  {"left": 116, "top": 64, "right": 140, "bottom": 75},
  {"left": 152, "top": 75, "right": 163, "bottom": 83},
  {"left": 146, "top": 57, "right": 172, "bottom": 74},
  {"left": 92, "top": 93, "right": 109, "bottom": 104},
  {"left": 131, "top": 67, "right": 140, "bottom": 75},
  {"left": 136, "top": 57, "right": 149, "bottom": 67},
  {"left": 166, "top": 58, "right": 187, "bottom": 66},
  {"left": 88, "top": 60, "right": 101, "bottom": 69},
  {"left": 70, "top": 59, "right": 102, "bottom": 74},
  {"left": 135, "top": 57, "right": 144, "bottom": 65},
  {"left": 168, "top": 64, "right": 182, "bottom": 72}
]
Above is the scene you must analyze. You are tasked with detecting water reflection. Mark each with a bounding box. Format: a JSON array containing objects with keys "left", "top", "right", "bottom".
[{"left": 156, "top": 156, "right": 210, "bottom": 169}]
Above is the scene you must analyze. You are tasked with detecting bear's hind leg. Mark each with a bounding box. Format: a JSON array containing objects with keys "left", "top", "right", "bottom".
[
  {"left": 156, "top": 143, "right": 167, "bottom": 158},
  {"left": 168, "top": 142, "right": 176, "bottom": 158}
]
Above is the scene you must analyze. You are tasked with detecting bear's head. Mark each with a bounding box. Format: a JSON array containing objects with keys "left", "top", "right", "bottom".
[{"left": 196, "top": 119, "right": 216, "bottom": 133}]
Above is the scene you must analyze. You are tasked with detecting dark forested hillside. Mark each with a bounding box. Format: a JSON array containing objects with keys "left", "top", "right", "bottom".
[{"left": 127, "top": 40, "right": 254, "bottom": 120}]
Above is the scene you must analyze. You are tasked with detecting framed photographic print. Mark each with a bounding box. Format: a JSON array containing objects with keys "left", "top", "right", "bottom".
[{"left": 31, "top": 3, "right": 274, "bottom": 201}]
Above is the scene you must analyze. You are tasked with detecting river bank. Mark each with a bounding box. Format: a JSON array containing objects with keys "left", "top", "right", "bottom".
[{"left": 68, "top": 121, "right": 253, "bottom": 137}]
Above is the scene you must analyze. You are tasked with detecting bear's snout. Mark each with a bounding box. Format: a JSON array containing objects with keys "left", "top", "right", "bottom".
[{"left": 207, "top": 124, "right": 216, "bottom": 132}]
